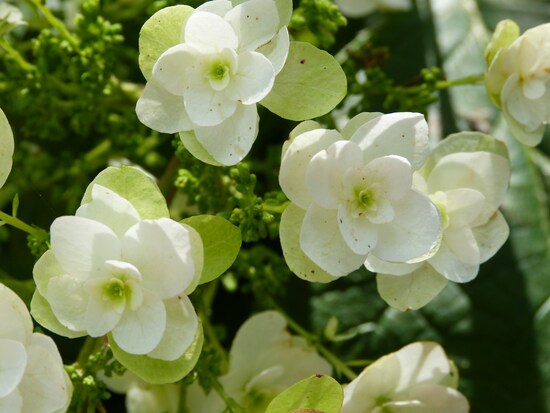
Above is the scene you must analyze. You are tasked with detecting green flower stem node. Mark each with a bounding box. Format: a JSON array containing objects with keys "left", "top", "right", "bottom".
[{"left": 265, "top": 375, "right": 343, "bottom": 413}]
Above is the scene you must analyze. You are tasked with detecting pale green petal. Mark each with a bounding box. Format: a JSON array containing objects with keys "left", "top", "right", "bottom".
[
  {"left": 473, "top": 210, "right": 509, "bottom": 264},
  {"left": 377, "top": 265, "right": 449, "bottom": 311},
  {"left": 365, "top": 255, "right": 421, "bottom": 276},
  {"left": 428, "top": 241, "right": 479, "bottom": 284},
  {"left": 0, "top": 107, "right": 14, "bottom": 189},
  {"left": 0, "top": 390, "right": 22, "bottom": 412}
]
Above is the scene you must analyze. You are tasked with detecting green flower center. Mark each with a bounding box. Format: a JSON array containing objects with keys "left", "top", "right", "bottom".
[
  {"left": 210, "top": 62, "right": 229, "bottom": 81},
  {"left": 353, "top": 186, "right": 377, "bottom": 217},
  {"left": 103, "top": 278, "right": 125, "bottom": 301}
]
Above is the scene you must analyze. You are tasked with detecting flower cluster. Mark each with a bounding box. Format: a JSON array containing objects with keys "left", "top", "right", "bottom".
[
  {"left": 0, "top": 283, "right": 72, "bottom": 412},
  {"left": 136, "top": 0, "right": 290, "bottom": 166},
  {"left": 342, "top": 341, "right": 469, "bottom": 413},
  {"left": 186, "top": 311, "right": 332, "bottom": 413},
  {"left": 486, "top": 20, "right": 550, "bottom": 146},
  {"left": 279, "top": 112, "right": 441, "bottom": 279},
  {"left": 31, "top": 177, "right": 201, "bottom": 362}
]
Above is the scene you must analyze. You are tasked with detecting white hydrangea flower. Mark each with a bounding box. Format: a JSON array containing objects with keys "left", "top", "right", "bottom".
[
  {"left": 335, "top": 0, "right": 411, "bottom": 18},
  {"left": 486, "top": 22, "right": 550, "bottom": 146},
  {"left": 136, "top": 0, "right": 290, "bottom": 165},
  {"left": 342, "top": 342, "right": 469, "bottom": 413},
  {"left": 0, "top": 283, "right": 72, "bottom": 413},
  {"left": 186, "top": 311, "right": 332, "bottom": 413},
  {"left": 32, "top": 184, "right": 200, "bottom": 361},
  {"left": 279, "top": 112, "right": 441, "bottom": 278},
  {"left": 0, "top": 107, "right": 14, "bottom": 190},
  {"left": 370, "top": 146, "right": 510, "bottom": 309},
  {"left": 99, "top": 369, "right": 180, "bottom": 413}
]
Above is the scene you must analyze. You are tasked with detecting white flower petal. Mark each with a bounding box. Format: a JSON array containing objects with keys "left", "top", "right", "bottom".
[
  {"left": 84, "top": 279, "right": 126, "bottom": 337},
  {"left": 279, "top": 128, "right": 342, "bottom": 209},
  {"left": 51, "top": 216, "right": 120, "bottom": 279},
  {"left": 226, "top": 51, "right": 274, "bottom": 104},
  {"left": 0, "top": 284, "right": 33, "bottom": 342},
  {"left": 197, "top": 0, "right": 232, "bottom": 15},
  {"left": 0, "top": 339, "right": 27, "bottom": 398},
  {"left": 394, "top": 342, "right": 452, "bottom": 392},
  {"left": 225, "top": 0, "right": 279, "bottom": 51},
  {"left": 76, "top": 185, "right": 141, "bottom": 238},
  {"left": 473, "top": 210, "right": 509, "bottom": 263},
  {"left": 502, "top": 73, "right": 545, "bottom": 132},
  {"left": 47, "top": 274, "right": 88, "bottom": 332},
  {"left": 111, "top": 290, "right": 166, "bottom": 355},
  {"left": 135, "top": 80, "right": 192, "bottom": 134},
  {"left": 444, "top": 226, "right": 480, "bottom": 266},
  {"left": 372, "top": 190, "right": 441, "bottom": 263},
  {"left": 427, "top": 152, "right": 510, "bottom": 227},
  {"left": 341, "top": 112, "right": 383, "bottom": 139},
  {"left": 152, "top": 44, "right": 198, "bottom": 96},
  {"left": 351, "top": 112, "right": 430, "bottom": 169},
  {"left": 403, "top": 384, "right": 470, "bottom": 413},
  {"left": 428, "top": 241, "right": 479, "bottom": 283},
  {"left": 365, "top": 255, "right": 421, "bottom": 276},
  {"left": 184, "top": 12, "right": 238, "bottom": 53},
  {"left": 522, "top": 78, "right": 546, "bottom": 100},
  {"left": 301, "top": 204, "right": 366, "bottom": 276},
  {"left": 335, "top": 0, "right": 376, "bottom": 18},
  {"left": 194, "top": 103, "right": 258, "bottom": 165},
  {"left": 307, "top": 140, "right": 362, "bottom": 209},
  {"left": 19, "top": 335, "right": 72, "bottom": 413},
  {"left": 121, "top": 219, "right": 195, "bottom": 298},
  {"left": 444, "top": 188, "right": 485, "bottom": 227},
  {"left": 337, "top": 205, "right": 378, "bottom": 255},
  {"left": 0, "top": 390, "right": 22, "bottom": 412},
  {"left": 147, "top": 295, "right": 198, "bottom": 361},
  {"left": 363, "top": 155, "right": 413, "bottom": 200},
  {"left": 257, "top": 27, "right": 289, "bottom": 75}
]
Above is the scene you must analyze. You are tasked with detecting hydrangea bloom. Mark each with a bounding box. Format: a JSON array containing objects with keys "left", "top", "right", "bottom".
[
  {"left": 335, "top": 0, "right": 410, "bottom": 18},
  {"left": 0, "top": 107, "right": 14, "bottom": 189},
  {"left": 370, "top": 136, "right": 510, "bottom": 310},
  {"left": 136, "top": 0, "right": 290, "bottom": 165},
  {"left": 32, "top": 183, "right": 200, "bottom": 361},
  {"left": 100, "top": 369, "right": 180, "bottom": 413},
  {"left": 342, "top": 342, "right": 469, "bottom": 413},
  {"left": 486, "top": 21, "right": 550, "bottom": 146},
  {"left": 186, "top": 311, "right": 332, "bottom": 412},
  {"left": 0, "top": 283, "right": 72, "bottom": 412},
  {"left": 279, "top": 112, "right": 441, "bottom": 278}
]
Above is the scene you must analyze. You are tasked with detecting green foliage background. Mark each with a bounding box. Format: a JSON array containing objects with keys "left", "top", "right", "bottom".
[{"left": 2, "top": 0, "right": 550, "bottom": 412}]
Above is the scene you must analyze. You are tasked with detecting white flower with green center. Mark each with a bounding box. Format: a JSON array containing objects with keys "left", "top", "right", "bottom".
[
  {"left": 335, "top": 0, "right": 410, "bottom": 18},
  {"left": 0, "top": 108, "right": 14, "bottom": 190},
  {"left": 32, "top": 184, "right": 200, "bottom": 360},
  {"left": 186, "top": 311, "right": 332, "bottom": 413},
  {"left": 370, "top": 135, "right": 511, "bottom": 310},
  {"left": 279, "top": 112, "right": 441, "bottom": 278},
  {"left": 136, "top": 0, "right": 290, "bottom": 165},
  {"left": 0, "top": 3, "right": 26, "bottom": 36},
  {"left": 341, "top": 342, "right": 469, "bottom": 413},
  {"left": 0, "top": 283, "right": 72, "bottom": 413},
  {"left": 486, "top": 21, "right": 550, "bottom": 146}
]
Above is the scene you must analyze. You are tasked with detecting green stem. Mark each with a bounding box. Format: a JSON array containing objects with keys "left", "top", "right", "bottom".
[
  {"left": 210, "top": 375, "right": 245, "bottom": 413},
  {"left": 26, "top": 0, "right": 80, "bottom": 50},
  {"left": 198, "top": 280, "right": 228, "bottom": 367},
  {"left": 272, "top": 304, "right": 358, "bottom": 381},
  {"left": 436, "top": 73, "right": 485, "bottom": 90},
  {"left": 261, "top": 200, "right": 289, "bottom": 215},
  {"left": 0, "top": 38, "right": 35, "bottom": 71},
  {"left": 0, "top": 210, "right": 43, "bottom": 236}
]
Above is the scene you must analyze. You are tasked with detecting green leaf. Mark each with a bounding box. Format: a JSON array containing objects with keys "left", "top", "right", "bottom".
[
  {"left": 265, "top": 375, "right": 343, "bottom": 413},
  {"left": 138, "top": 5, "right": 194, "bottom": 80},
  {"left": 420, "top": 131, "right": 509, "bottom": 177},
  {"left": 109, "top": 322, "right": 203, "bottom": 385},
  {"left": 261, "top": 41, "right": 347, "bottom": 121},
  {"left": 279, "top": 204, "right": 339, "bottom": 283},
  {"left": 0, "top": 107, "right": 14, "bottom": 188},
  {"left": 181, "top": 215, "right": 241, "bottom": 284},
  {"left": 81, "top": 166, "right": 169, "bottom": 220}
]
